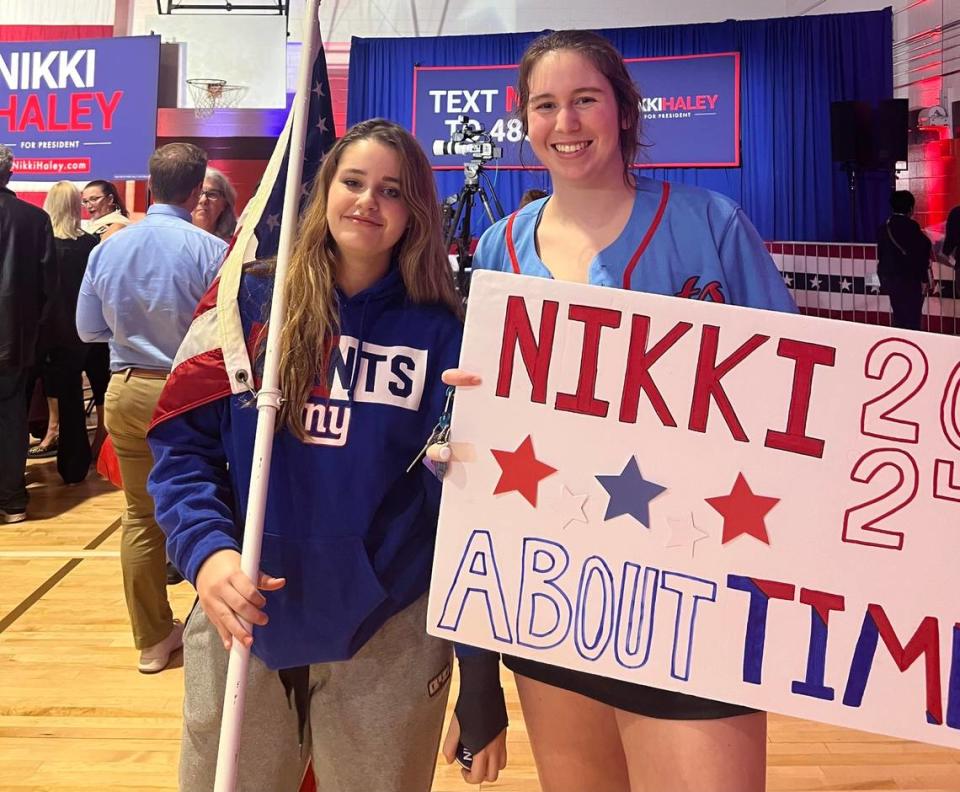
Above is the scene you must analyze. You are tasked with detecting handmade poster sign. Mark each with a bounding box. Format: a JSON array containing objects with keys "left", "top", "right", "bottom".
[{"left": 428, "top": 270, "right": 960, "bottom": 748}]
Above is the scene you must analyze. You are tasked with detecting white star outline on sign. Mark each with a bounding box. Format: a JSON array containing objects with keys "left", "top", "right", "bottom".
[
  {"left": 840, "top": 278, "right": 852, "bottom": 292},
  {"left": 665, "top": 513, "right": 709, "bottom": 557},
  {"left": 546, "top": 485, "right": 589, "bottom": 530},
  {"left": 783, "top": 274, "right": 794, "bottom": 288},
  {"left": 809, "top": 276, "right": 823, "bottom": 290}
]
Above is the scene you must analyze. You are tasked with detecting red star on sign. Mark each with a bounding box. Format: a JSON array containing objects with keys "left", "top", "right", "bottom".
[
  {"left": 491, "top": 435, "right": 557, "bottom": 507},
  {"left": 705, "top": 473, "right": 779, "bottom": 545}
]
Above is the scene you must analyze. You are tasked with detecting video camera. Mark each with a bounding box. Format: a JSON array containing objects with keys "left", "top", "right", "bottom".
[{"left": 432, "top": 115, "right": 503, "bottom": 162}]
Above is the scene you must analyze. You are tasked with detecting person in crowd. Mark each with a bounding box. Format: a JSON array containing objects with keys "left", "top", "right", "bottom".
[
  {"left": 33, "top": 182, "right": 99, "bottom": 482},
  {"left": 145, "top": 119, "right": 506, "bottom": 791},
  {"left": 0, "top": 144, "right": 56, "bottom": 523},
  {"left": 443, "top": 30, "right": 796, "bottom": 792},
  {"left": 943, "top": 203, "right": 959, "bottom": 266},
  {"left": 31, "top": 179, "right": 117, "bottom": 460},
  {"left": 877, "top": 190, "right": 932, "bottom": 331},
  {"left": 76, "top": 143, "right": 227, "bottom": 674},
  {"left": 191, "top": 167, "right": 238, "bottom": 242},
  {"left": 81, "top": 180, "right": 131, "bottom": 240},
  {"left": 518, "top": 187, "right": 548, "bottom": 209},
  {"left": 77, "top": 182, "right": 125, "bottom": 460}
]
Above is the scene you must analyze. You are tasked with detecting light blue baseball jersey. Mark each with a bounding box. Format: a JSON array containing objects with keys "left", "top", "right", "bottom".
[{"left": 473, "top": 176, "right": 797, "bottom": 313}]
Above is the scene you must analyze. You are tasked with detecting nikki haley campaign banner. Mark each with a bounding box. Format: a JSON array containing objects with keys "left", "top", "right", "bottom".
[
  {"left": 428, "top": 270, "right": 960, "bottom": 748},
  {"left": 0, "top": 35, "right": 160, "bottom": 181},
  {"left": 414, "top": 52, "right": 740, "bottom": 170}
]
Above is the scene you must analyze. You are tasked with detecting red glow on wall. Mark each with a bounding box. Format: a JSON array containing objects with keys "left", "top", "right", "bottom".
[{"left": 897, "top": 138, "right": 958, "bottom": 232}]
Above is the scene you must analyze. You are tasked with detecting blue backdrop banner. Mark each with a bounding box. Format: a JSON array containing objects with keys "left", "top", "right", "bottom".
[
  {"left": 0, "top": 35, "right": 160, "bottom": 181},
  {"left": 415, "top": 53, "right": 740, "bottom": 169},
  {"left": 349, "top": 11, "right": 893, "bottom": 242}
]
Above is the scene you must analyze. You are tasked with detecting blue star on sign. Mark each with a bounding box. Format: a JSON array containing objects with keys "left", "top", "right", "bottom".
[{"left": 596, "top": 456, "right": 667, "bottom": 528}]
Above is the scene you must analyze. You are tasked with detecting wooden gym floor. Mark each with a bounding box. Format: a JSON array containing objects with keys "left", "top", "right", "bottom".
[{"left": 2, "top": 458, "right": 960, "bottom": 791}]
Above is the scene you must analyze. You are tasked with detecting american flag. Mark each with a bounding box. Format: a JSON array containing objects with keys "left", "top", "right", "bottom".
[{"left": 150, "top": 24, "right": 336, "bottom": 429}]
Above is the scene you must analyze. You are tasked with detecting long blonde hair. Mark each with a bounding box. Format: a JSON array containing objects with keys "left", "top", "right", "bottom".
[
  {"left": 44, "top": 181, "right": 84, "bottom": 240},
  {"left": 261, "top": 118, "right": 462, "bottom": 440}
]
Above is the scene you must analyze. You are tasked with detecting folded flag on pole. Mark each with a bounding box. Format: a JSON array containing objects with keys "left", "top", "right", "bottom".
[{"left": 150, "top": 30, "right": 336, "bottom": 429}]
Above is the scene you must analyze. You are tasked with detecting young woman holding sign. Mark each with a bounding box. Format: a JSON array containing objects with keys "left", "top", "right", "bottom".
[
  {"left": 146, "top": 119, "right": 506, "bottom": 791},
  {"left": 444, "top": 30, "right": 796, "bottom": 792}
]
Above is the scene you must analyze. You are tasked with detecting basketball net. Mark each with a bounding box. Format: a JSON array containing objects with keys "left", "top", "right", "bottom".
[{"left": 186, "top": 79, "right": 247, "bottom": 119}]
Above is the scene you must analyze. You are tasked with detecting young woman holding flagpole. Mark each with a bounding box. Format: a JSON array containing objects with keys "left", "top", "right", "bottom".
[{"left": 146, "top": 10, "right": 507, "bottom": 790}]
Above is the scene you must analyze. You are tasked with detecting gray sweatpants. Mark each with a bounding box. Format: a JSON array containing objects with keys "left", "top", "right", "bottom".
[{"left": 179, "top": 595, "right": 453, "bottom": 792}]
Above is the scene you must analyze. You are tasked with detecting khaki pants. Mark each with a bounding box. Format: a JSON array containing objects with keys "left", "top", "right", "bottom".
[{"left": 104, "top": 372, "right": 174, "bottom": 649}]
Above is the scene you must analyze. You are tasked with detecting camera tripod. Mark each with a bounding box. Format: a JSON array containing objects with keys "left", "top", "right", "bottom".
[{"left": 443, "top": 160, "right": 505, "bottom": 296}]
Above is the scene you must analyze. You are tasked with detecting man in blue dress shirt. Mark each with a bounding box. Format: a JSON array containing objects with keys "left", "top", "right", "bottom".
[{"left": 77, "top": 143, "right": 227, "bottom": 673}]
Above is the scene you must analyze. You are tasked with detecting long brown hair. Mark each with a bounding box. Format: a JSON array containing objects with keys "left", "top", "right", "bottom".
[
  {"left": 517, "top": 30, "right": 643, "bottom": 185},
  {"left": 261, "top": 118, "right": 462, "bottom": 440}
]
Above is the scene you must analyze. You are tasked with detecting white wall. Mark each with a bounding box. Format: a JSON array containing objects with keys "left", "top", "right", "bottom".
[
  {"left": 787, "top": 0, "right": 892, "bottom": 14},
  {"left": 515, "top": 1, "right": 787, "bottom": 32}
]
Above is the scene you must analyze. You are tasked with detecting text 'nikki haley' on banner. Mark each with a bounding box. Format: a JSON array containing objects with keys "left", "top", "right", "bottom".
[
  {"left": 428, "top": 270, "right": 960, "bottom": 749},
  {"left": 413, "top": 52, "right": 740, "bottom": 170},
  {"left": 0, "top": 35, "right": 160, "bottom": 181}
]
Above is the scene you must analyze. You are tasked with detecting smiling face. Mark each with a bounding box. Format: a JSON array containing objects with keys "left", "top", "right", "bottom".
[
  {"left": 191, "top": 178, "right": 226, "bottom": 233},
  {"left": 524, "top": 49, "right": 627, "bottom": 189},
  {"left": 80, "top": 186, "right": 115, "bottom": 220},
  {"left": 326, "top": 138, "right": 410, "bottom": 278}
]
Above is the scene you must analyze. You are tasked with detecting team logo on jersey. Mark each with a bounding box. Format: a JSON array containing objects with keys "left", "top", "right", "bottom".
[
  {"left": 303, "top": 400, "right": 351, "bottom": 446},
  {"left": 676, "top": 276, "right": 726, "bottom": 303},
  {"left": 301, "top": 335, "right": 429, "bottom": 446}
]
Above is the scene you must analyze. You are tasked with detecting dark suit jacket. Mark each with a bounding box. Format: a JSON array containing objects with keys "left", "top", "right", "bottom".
[{"left": 0, "top": 187, "right": 56, "bottom": 370}]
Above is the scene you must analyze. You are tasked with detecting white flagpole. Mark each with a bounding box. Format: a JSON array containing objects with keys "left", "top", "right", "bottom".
[{"left": 213, "top": 1, "right": 322, "bottom": 789}]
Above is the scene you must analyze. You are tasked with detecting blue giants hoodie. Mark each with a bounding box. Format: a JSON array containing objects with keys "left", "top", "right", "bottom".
[{"left": 147, "top": 265, "right": 463, "bottom": 670}]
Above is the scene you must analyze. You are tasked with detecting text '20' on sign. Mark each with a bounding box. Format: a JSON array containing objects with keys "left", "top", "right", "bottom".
[{"left": 428, "top": 270, "right": 960, "bottom": 749}]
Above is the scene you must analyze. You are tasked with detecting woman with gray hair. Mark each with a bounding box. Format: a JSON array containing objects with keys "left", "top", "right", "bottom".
[{"left": 191, "top": 167, "right": 237, "bottom": 242}]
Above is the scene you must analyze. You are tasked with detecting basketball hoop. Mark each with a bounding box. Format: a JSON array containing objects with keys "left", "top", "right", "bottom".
[{"left": 186, "top": 78, "right": 247, "bottom": 118}]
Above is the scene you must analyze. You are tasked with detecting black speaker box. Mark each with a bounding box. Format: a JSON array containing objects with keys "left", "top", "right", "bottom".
[
  {"left": 830, "top": 101, "right": 873, "bottom": 166},
  {"left": 874, "top": 99, "right": 908, "bottom": 167}
]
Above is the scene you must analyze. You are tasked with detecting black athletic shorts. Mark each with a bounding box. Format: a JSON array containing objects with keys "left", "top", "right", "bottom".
[{"left": 504, "top": 655, "right": 757, "bottom": 720}]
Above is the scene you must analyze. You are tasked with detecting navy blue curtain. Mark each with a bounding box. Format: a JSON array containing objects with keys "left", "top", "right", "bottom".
[{"left": 347, "top": 10, "right": 893, "bottom": 242}]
